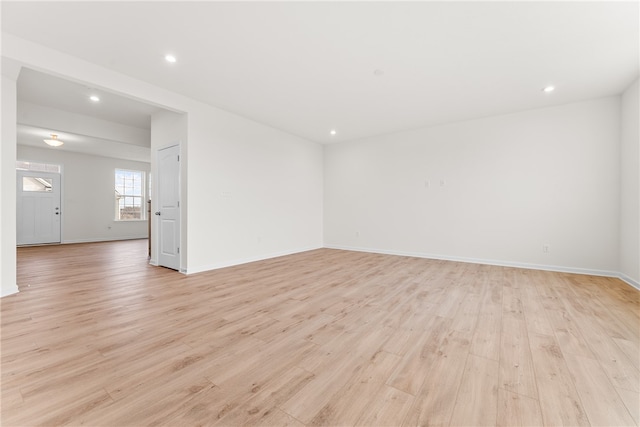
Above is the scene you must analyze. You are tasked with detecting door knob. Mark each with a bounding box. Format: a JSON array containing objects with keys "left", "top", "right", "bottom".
[{"left": 155, "top": 211, "right": 161, "bottom": 216}]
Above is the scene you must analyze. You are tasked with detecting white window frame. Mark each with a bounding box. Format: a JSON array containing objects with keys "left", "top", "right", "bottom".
[{"left": 115, "top": 168, "right": 146, "bottom": 221}]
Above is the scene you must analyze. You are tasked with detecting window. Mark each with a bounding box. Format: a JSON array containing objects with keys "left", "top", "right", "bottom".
[
  {"left": 17, "top": 160, "right": 61, "bottom": 173},
  {"left": 17, "top": 162, "right": 60, "bottom": 192},
  {"left": 115, "top": 169, "right": 145, "bottom": 220},
  {"left": 22, "top": 177, "right": 53, "bottom": 192}
]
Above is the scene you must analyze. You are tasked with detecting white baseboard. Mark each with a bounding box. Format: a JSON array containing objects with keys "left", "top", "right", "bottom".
[
  {"left": 1, "top": 285, "right": 19, "bottom": 298},
  {"left": 618, "top": 273, "right": 640, "bottom": 290},
  {"left": 324, "top": 244, "right": 633, "bottom": 284},
  {"left": 186, "top": 245, "right": 323, "bottom": 275},
  {"left": 62, "top": 236, "right": 148, "bottom": 244}
]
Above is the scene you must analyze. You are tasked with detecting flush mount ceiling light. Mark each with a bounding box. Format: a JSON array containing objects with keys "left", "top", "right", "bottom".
[
  {"left": 330, "top": 130, "right": 337, "bottom": 136},
  {"left": 89, "top": 95, "right": 100, "bottom": 102},
  {"left": 165, "top": 54, "right": 177, "bottom": 63},
  {"left": 44, "top": 134, "right": 64, "bottom": 147},
  {"left": 542, "top": 85, "right": 555, "bottom": 93}
]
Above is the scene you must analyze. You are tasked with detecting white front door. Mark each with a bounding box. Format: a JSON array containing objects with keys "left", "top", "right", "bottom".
[
  {"left": 157, "top": 145, "right": 181, "bottom": 270},
  {"left": 17, "top": 170, "right": 61, "bottom": 245}
]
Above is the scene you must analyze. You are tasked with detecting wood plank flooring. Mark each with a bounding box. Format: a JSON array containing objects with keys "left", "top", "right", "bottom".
[{"left": 2, "top": 240, "right": 639, "bottom": 426}]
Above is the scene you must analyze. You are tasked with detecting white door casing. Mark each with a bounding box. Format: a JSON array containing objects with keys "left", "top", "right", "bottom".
[
  {"left": 157, "top": 145, "right": 180, "bottom": 270},
  {"left": 17, "top": 170, "right": 61, "bottom": 245}
]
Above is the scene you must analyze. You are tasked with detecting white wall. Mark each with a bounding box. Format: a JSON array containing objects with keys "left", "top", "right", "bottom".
[
  {"left": 186, "top": 107, "right": 323, "bottom": 273},
  {"left": 148, "top": 81, "right": 324, "bottom": 276},
  {"left": 620, "top": 78, "right": 639, "bottom": 287},
  {"left": 325, "top": 97, "right": 622, "bottom": 275},
  {"left": 1, "top": 63, "right": 20, "bottom": 297},
  {"left": 17, "top": 145, "right": 150, "bottom": 243}
]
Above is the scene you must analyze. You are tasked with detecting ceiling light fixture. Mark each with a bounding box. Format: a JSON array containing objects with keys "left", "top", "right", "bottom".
[
  {"left": 165, "top": 54, "right": 177, "bottom": 63},
  {"left": 89, "top": 95, "right": 100, "bottom": 102},
  {"left": 542, "top": 86, "right": 555, "bottom": 93},
  {"left": 44, "top": 134, "right": 64, "bottom": 147},
  {"left": 374, "top": 69, "right": 384, "bottom": 76},
  {"left": 330, "top": 130, "right": 337, "bottom": 136}
]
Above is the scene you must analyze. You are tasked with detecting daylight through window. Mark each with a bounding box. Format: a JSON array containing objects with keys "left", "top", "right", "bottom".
[{"left": 115, "top": 169, "right": 145, "bottom": 220}]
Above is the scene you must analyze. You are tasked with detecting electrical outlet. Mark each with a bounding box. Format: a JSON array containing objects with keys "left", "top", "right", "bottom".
[
  {"left": 425, "top": 180, "right": 431, "bottom": 188},
  {"left": 542, "top": 244, "right": 550, "bottom": 253},
  {"left": 355, "top": 231, "right": 360, "bottom": 237}
]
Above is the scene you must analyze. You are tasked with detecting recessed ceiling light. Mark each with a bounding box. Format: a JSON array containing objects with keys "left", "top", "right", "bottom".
[
  {"left": 89, "top": 95, "right": 100, "bottom": 102},
  {"left": 330, "top": 130, "right": 337, "bottom": 136},
  {"left": 542, "top": 86, "right": 555, "bottom": 93},
  {"left": 165, "top": 54, "right": 177, "bottom": 63}
]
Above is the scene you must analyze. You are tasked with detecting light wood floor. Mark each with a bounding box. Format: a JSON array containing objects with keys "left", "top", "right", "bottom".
[{"left": 2, "top": 240, "right": 639, "bottom": 426}]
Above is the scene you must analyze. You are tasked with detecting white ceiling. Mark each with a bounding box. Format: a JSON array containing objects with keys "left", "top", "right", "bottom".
[
  {"left": 3, "top": 1, "right": 638, "bottom": 144},
  {"left": 17, "top": 68, "right": 160, "bottom": 129}
]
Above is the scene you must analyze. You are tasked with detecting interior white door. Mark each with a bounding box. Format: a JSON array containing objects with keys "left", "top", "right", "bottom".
[
  {"left": 17, "top": 170, "right": 61, "bottom": 245},
  {"left": 157, "top": 145, "right": 181, "bottom": 270}
]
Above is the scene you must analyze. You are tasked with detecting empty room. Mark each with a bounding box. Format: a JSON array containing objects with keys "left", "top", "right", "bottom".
[{"left": 1, "top": 1, "right": 638, "bottom": 426}]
